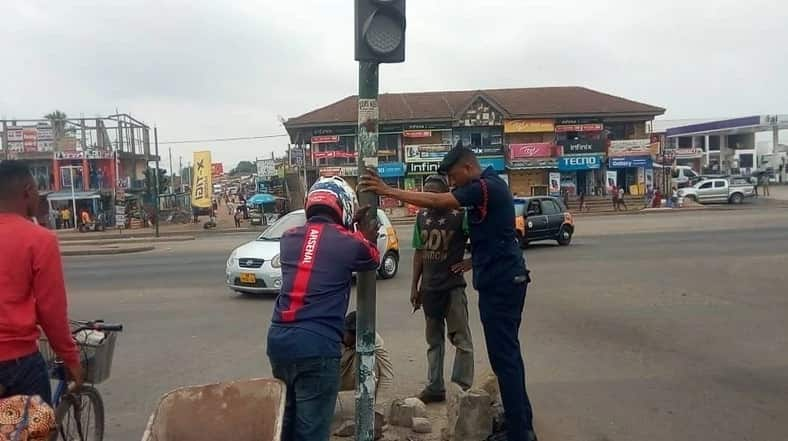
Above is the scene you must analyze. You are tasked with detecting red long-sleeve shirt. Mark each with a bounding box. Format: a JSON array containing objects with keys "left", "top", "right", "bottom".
[{"left": 0, "top": 213, "right": 79, "bottom": 369}]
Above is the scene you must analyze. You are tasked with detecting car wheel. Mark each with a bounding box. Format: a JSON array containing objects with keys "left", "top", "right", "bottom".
[
  {"left": 729, "top": 193, "right": 743, "bottom": 204},
  {"left": 557, "top": 226, "right": 572, "bottom": 246},
  {"left": 686, "top": 195, "right": 698, "bottom": 203},
  {"left": 378, "top": 251, "right": 399, "bottom": 279}
]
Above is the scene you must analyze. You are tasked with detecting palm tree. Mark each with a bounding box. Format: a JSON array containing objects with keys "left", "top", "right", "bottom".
[{"left": 44, "top": 110, "right": 68, "bottom": 139}]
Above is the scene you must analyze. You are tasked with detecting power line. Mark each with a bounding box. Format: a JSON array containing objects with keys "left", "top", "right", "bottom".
[{"left": 159, "top": 133, "right": 289, "bottom": 145}]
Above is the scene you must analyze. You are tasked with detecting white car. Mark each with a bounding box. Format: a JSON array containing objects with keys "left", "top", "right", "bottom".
[{"left": 225, "top": 209, "right": 401, "bottom": 295}]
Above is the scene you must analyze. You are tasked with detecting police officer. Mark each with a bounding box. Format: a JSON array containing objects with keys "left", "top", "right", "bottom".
[{"left": 360, "top": 144, "right": 537, "bottom": 441}]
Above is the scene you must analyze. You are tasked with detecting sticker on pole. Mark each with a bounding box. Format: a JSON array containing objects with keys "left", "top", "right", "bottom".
[{"left": 357, "top": 99, "right": 379, "bottom": 163}]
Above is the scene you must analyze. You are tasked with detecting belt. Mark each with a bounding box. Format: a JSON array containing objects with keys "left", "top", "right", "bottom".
[{"left": 0, "top": 351, "right": 39, "bottom": 367}]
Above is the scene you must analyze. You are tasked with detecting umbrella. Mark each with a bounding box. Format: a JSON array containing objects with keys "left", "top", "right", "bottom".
[{"left": 248, "top": 193, "right": 276, "bottom": 205}]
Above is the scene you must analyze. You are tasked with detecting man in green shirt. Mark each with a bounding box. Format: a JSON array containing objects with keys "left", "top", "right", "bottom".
[{"left": 411, "top": 175, "right": 474, "bottom": 403}]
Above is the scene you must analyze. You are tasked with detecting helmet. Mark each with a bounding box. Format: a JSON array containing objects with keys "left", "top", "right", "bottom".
[{"left": 305, "top": 176, "right": 357, "bottom": 229}]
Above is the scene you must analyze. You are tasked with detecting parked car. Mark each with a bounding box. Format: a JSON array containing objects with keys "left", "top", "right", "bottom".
[
  {"left": 513, "top": 196, "right": 575, "bottom": 247},
  {"left": 671, "top": 165, "right": 701, "bottom": 188},
  {"left": 225, "top": 209, "right": 400, "bottom": 295},
  {"left": 678, "top": 178, "right": 754, "bottom": 204}
]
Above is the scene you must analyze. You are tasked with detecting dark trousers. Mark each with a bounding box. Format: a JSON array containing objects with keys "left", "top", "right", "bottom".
[
  {"left": 0, "top": 352, "right": 52, "bottom": 405},
  {"left": 269, "top": 357, "right": 340, "bottom": 441},
  {"left": 479, "top": 282, "right": 534, "bottom": 441}
]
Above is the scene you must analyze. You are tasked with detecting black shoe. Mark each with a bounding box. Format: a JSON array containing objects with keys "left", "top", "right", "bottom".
[{"left": 417, "top": 389, "right": 446, "bottom": 403}]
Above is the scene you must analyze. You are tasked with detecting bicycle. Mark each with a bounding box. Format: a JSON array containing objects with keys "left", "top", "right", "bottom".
[{"left": 39, "top": 320, "right": 123, "bottom": 441}]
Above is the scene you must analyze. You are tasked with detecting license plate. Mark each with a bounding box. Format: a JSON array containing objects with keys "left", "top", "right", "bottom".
[{"left": 240, "top": 273, "right": 256, "bottom": 284}]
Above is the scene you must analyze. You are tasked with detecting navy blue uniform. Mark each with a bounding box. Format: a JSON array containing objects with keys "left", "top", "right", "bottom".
[
  {"left": 453, "top": 166, "right": 534, "bottom": 440},
  {"left": 267, "top": 215, "right": 379, "bottom": 441}
]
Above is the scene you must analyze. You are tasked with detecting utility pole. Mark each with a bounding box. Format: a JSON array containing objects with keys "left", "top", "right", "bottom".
[
  {"left": 179, "top": 156, "right": 184, "bottom": 192},
  {"left": 168, "top": 147, "right": 174, "bottom": 194},
  {"left": 154, "top": 127, "right": 161, "bottom": 238},
  {"left": 2, "top": 121, "right": 8, "bottom": 160}
]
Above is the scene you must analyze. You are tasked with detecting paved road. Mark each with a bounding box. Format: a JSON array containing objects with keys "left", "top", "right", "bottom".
[{"left": 62, "top": 207, "right": 788, "bottom": 441}]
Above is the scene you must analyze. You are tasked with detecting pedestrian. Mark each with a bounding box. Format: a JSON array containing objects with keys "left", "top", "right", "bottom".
[
  {"left": 578, "top": 190, "right": 588, "bottom": 213},
  {"left": 234, "top": 207, "right": 242, "bottom": 228},
  {"left": 62, "top": 206, "right": 72, "bottom": 229},
  {"left": 645, "top": 185, "right": 654, "bottom": 208},
  {"left": 211, "top": 199, "right": 219, "bottom": 213},
  {"left": 339, "top": 311, "right": 393, "bottom": 398},
  {"left": 617, "top": 187, "right": 627, "bottom": 211},
  {"left": 611, "top": 185, "right": 619, "bottom": 211},
  {"left": 671, "top": 186, "right": 679, "bottom": 208},
  {"left": 411, "top": 175, "right": 474, "bottom": 403},
  {"left": 360, "top": 143, "right": 538, "bottom": 441},
  {"left": 0, "top": 161, "right": 82, "bottom": 404},
  {"left": 267, "top": 176, "right": 380, "bottom": 441},
  {"left": 752, "top": 175, "right": 759, "bottom": 198},
  {"left": 761, "top": 173, "right": 770, "bottom": 197},
  {"left": 653, "top": 188, "right": 662, "bottom": 208},
  {"left": 227, "top": 200, "right": 235, "bottom": 216}
]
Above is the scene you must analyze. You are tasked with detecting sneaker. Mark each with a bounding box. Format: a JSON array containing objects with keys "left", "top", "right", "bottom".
[{"left": 418, "top": 389, "right": 446, "bottom": 403}]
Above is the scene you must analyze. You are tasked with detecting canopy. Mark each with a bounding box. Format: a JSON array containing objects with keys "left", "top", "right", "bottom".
[
  {"left": 46, "top": 190, "right": 101, "bottom": 202},
  {"left": 247, "top": 193, "right": 276, "bottom": 205}
]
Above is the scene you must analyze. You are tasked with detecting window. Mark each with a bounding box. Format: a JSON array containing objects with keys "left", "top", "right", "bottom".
[
  {"left": 686, "top": 169, "right": 698, "bottom": 178},
  {"left": 258, "top": 211, "right": 306, "bottom": 240},
  {"left": 699, "top": 182, "right": 713, "bottom": 189},
  {"left": 470, "top": 133, "right": 482, "bottom": 147},
  {"left": 540, "top": 199, "right": 560, "bottom": 215},
  {"left": 739, "top": 154, "right": 754, "bottom": 168},
  {"left": 527, "top": 200, "right": 541, "bottom": 215},
  {"left": 714, "top": 181, "right": 725, "bottom": 188}
]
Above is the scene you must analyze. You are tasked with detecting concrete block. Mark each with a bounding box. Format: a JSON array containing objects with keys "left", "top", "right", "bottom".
[
  {"left": 389, "top": 397, "right": 427, "bottom": 427},
  {"left": 411, "top": 417, "right": 432, "bottom": 434}
]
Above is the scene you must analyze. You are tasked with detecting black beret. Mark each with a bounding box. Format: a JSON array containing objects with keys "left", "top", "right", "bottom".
[{"left": 438, "top": 142, "right": 476, "bottom": 174}]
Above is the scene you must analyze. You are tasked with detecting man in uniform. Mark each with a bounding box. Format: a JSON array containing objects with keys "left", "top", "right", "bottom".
[
  {"left": 360, "top": 144, "right": 537, "bottom": 441},
  {"left": 411, "top": 175, "right": 474, "bottom": 403}
]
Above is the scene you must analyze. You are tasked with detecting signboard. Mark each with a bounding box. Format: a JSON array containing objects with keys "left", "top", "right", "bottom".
[
  {"left": 405, "top": 144, "right": 450, "bottom": 162},
  {"left": 403, "top": 130, "right": 432, "bottom": 138},
  {"left": 6, "top": 127, "right": 23, "bottom": 142},
  {"left": 211, "top": 162, "right": 224, "bottom": 177},
  {"left": 558, "top": 154, "right": 603, "bottom": 171},
  {"left": 606, "top": 171, "right": 618, "bottom": 191},
  {"left": 115, "top": 205, "right": 126, "bottom": 228},
  {"left": 561, "top": 139, "right": 606, "bottom": 155},
  {"left": 404, "top": 121, "right": 452, "bottom": 131},
  {"left": 311, "top": 135, "right": 340, "bottom": 144},
  {"left": 549, "top": 172, "right": 561, "bottom": 196},
  {"left": 675, "top": 148, "right": 704, "bottom": 159},
  {"left": 608, "top": 156, "right": 652, "bottom": 169},
  {"left": 470, "top": 146, "right": 504, "bottom": 156},
  {"left": 191, "top": 151, "right": 213, "bottom": 209},
  {"left": 256, "top": 159, "right": 276, "bottom": 178},
  {"left": 55, "top": 150, "right": 114, "bottom": 160},
  {"left": 645, "top": 168, "right": 654, "bottom": 188},
  {"left": 555, "top": 123, "right": 604, "bottom": 133},
  {"left": 23, "top": 128, "right": 37, "bottom": 152},
  {"left": 609, "top": 139, "right": 651, "bottom": 156},
  {"left": 290, "top": 147, "right": 305, "bottom": 166},
  {"left": 8, "top": 142, "right": 24, "bottom": 152},
  {"left": 257, "top": 181, "right": 269, "bottom": 193},
  {"left": 313, "top": 150, "right": 356, "bottom": 159},
  {"left": 37, "top": 128, "right": 54, "bottom": 141},
  {"left": 507, "top": 158, "right": 559, "bottom": 170},
  {"left": 478, "top": 156, "right": 506, "bottom": 172},
  {"left": 320, "top": 166, "right": 358, "bottom": 177},
  {"left": 312, "top": 126, "right": 355, "bottom": 136},
  {"left": 504, "top": 119, "right": 555, "bottom": 133},
  {"left": 377, "top": 162, "right": 406, "bottom": 178},
  {"left": 508, "top": 143, "right": 554, "bottom": 159},
  {"left": 406, "top": 161, "right": 442, "bottom": 175}
]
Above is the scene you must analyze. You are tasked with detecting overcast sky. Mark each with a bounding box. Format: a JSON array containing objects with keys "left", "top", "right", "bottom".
[{"left": 1, "top": 0, "right": 786, "bottom": 170}]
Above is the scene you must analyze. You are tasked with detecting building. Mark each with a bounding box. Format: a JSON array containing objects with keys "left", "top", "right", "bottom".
[
  {"left": 284, "top": 87, "right": 665, "bottom": 202},
  {"left": 1, "top": 114, "right": 156, "bottom": 226}
]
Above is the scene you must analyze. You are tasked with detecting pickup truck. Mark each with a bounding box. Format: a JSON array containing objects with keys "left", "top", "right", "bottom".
[{"left": 678, "top": 178, "right": 754, "bottom": 204}]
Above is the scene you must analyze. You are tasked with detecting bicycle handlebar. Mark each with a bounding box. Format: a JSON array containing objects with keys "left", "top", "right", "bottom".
[{"left": 70, "top": 320, "right": 124, "bottom": 334}]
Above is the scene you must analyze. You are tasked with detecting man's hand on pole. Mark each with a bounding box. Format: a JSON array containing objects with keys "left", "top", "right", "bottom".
[
  {"left": 354, "top": 205, "right": 380, "bottom": 243},
  {"left": 358, "top": 167, "right": 391, "bottom": 196}
]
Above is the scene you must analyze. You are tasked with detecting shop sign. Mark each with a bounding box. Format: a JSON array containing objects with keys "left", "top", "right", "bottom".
[
  {"left": 608, "top": 156, "right": 652, "bottom": 169},
  {"left": 55, "top": 150, "right": 114, "bottom": 160},
  {"left": 478, "top": 156, "right": 506, "bottom": 172},
  {"left": 555, "top": 123, "right": 604, "bottom": 133},
  {"left": 405, "top": 144, "right": 450, "bottom": 162},
  {"left": 507, "top": 158, "right": 559, "bottom": 170},
  {"left": 290, "top": 147, "right": 304, "bottom": 166},
  {"left": 561, "top": 139, "right": 605, "bottom": 155},
  {"left": 379, "top": 123, "right": 403, "bottom": 133},
  {"left": 256, "top": 159, "right": 276, "bottom": 178},
  {"left": 556, "top": 118, "right": 601, "bottom": 125},
  {"left": 558, "top": 154, "right": 603, "bottom": 171},
  {"left": 311, "top": 135, "right": 340, "bottom": 144},
  {"left": 377, "top": 162, "right": 406, "bottom": 178},
  {"left": 6, "top": 127, "right": 24, "bottom": 142},
  {"left": 404, "top": 121, "right": 452, "bottom": 131},
  {"left": 211, "top": 162, "right": 224, "bottom": 177},
  {"left": 504, "top": 119, "right": 555, "bottom": 133},
  {"left": 313, "top": 150, "right": 356, "bottom": 159},
  {"left": 470, "top": 145, "right": 504, "bottom": 156},
  {"left": 403, "top": 130, "right": 432, "bottom": 138},
  {"left": 37, "top": 128, "right": 54, "bottom": 141},
  {"left": 508, "top": 143, "right": 554, "bottom": 159},
  {"left": 320, "top": 166, "right": 358, "bottom": 177},
  {"left": 312, "top": 126, "right": 355, "bottom": 136},
  {"left": 675, "top": 148, "right": 704, "bottom": 159},
  {"left": 406, "top": 160, "right": 442, "bottom": 175},
  {"left": 609, "top": 139, "right": 651, "bottom": 156}
]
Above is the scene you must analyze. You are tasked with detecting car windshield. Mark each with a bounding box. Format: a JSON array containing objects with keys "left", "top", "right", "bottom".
[{"left": 257, "top": 212, "right": 306, "bottom": 241}]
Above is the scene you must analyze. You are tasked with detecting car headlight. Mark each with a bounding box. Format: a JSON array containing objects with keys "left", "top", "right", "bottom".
[
  {"left": 271, "top": 254, "right": 281, "bottom": 269},
  {"left": 226, "top": 249, "right": 238, "bottom": 268}
]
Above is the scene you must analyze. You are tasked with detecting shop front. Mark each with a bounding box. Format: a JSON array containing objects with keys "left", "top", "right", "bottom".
[
  {"left": 506, "top": 142, "right": 557, "bottom": 196},
  {"left": 377, "top": 162, "right": 406, "bottom": 209},
  {"left": 608, "top": 156, "right": 652, "bottom": 195},
  {"left": 557, "top": 154, "right": 604, "bottom": 197}
]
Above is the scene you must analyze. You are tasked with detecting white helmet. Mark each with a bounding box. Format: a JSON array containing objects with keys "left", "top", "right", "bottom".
[{"left": 305, "top": 176, "right": 358, "bottom": 229}]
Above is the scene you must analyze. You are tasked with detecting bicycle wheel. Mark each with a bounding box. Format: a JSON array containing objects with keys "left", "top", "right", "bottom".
[{"left": 51, "top": 386, "right": 105, "bottom": 441}]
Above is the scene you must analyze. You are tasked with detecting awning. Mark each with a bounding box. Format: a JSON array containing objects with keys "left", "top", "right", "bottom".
[{"left": 46, "top": 190, "right": 102, "bottom": 202}]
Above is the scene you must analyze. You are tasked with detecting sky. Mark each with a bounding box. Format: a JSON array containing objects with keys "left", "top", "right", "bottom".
[{"left": 1, "top": 0, "right": 787, "bottom": 170}]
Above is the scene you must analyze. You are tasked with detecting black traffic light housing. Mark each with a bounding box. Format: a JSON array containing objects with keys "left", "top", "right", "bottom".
[{"left": 355, "top": 0, "right": 406, "bottom": 63}]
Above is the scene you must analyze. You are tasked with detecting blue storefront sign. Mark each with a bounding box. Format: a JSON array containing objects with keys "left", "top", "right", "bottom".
[
  {"left": 377, "top": 162, "right": 406, "bottom": 178},
  {"left": 608, "top": 156, "right": 652, "bottom": 169},
  {"left": 558, "top": 154, "right": 604, "bottom": 172},
  {"left": 478, "top": 156, "right": 506, "bottom": 172}
]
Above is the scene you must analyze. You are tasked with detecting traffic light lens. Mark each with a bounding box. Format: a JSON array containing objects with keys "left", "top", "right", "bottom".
[{"left": 365, "top": 13, "right": 403, "bottom": 54}]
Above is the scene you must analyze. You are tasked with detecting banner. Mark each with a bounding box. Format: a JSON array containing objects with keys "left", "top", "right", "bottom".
[
  {"left": 504, "top": 119, "right": 555, "bottom": 133},
  {"left": 211, "top": 163, "right": 224, "bottom": 177},
  {"left": 313, "top": 150, "right": 356, "bottom": 160},
  {"left": 191, "top": 151, "right": 213, "bottom": 209},
  {"left": 606, "top": 171, "right": 618, "bottom": 192},
  {"left": 256, "top": 159, "right": 276, "bottom": 178},
  {"left": 402, "top": 130, "right": 432, "bottom": 138},
  {"left": 405, "top": 144, "right": 450, "bottom": 162},
  {"left": 549, "top": 172, "right": 561, "bottom": 196},
  {"left": 311, "top": 135, "right": 340, "bottom": 144},
  {"left": 555, "top": 123, "right": 603, "bottom": 133},
  {"left": 508, "top": 143, "right": 554, "bottom": 159}
]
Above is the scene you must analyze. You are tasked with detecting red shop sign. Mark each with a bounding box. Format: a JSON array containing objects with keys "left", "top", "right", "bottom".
[
  {"left": 403, "top": 130, "right": 432, "bottom": 138},
  {"left": 311, "top": 135, "right": 340, "bottom": 144},
  {"left": 508, "top": 143, "right": 554, "bottom": 159},
  {"left": 554, "top": 123, "right": 603, "bottom": 133},
  {"left": 313, "top": 150, "right": 357, "bottom": 159}
]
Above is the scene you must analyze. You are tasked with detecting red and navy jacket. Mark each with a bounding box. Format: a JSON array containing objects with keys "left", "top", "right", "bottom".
[{"left": 267, "top": 215, "right": 380, "bottom": 360}]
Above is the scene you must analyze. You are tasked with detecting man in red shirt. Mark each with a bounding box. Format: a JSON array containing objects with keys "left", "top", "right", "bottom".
[{"left": 0, "top": 161, "right": 82, "bottom": 404}]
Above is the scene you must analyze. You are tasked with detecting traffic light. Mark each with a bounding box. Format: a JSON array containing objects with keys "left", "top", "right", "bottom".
[{"left": 355, "top": 0, "right": 406, "bottom": 63}]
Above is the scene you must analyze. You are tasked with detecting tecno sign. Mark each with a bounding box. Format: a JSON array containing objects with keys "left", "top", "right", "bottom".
[{"left": 559, "top": 154, "right": 603, "bottom": 171}]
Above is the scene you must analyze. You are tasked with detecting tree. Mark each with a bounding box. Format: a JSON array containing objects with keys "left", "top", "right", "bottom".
[
  {"left": 231, "top": 161, "right": 256, "bottom": 175},
  {"left": 44, "top": 110, "right": 68, "bottom": 139}
]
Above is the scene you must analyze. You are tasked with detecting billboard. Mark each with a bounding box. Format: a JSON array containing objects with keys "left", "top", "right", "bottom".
[
  {"left": 256, "top": 159, "right": 276, "bottom": 179},
  {"left": 191, "top": 151, "right": 213, "bottom": 209},
  {"left": 211, "top": 162, "right": 224, "bottom": 178}
]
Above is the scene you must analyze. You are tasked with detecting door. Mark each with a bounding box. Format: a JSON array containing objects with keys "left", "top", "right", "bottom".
[
  {"left": 695, "top": 181, "right": 714, "bottom": 202},
  {"left": 525, "top": 199, "right": 549, "bottom": 240},
  {"left": 540, "top": 198, "right": 565, "bottom": 237},
  {"left": 712, "top": 180, "right": 728, "bottom": 202}
]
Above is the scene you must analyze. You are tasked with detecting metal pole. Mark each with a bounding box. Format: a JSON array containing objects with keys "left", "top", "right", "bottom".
[
  {"left": 69, "top": 167, "right": 77, "bottom": 231},
  {"left": 154, "top": 127, "right": 161, "bottom": 238},
  {"left": 2, "top": 121, "right": 8, "bottom": 160},
  {"left": 355, "top": 60, "right": 379, "bottom": 441},
  {"left": 179, "top": 156, "right": 184, "bottom": 192},
  {"left": 168, "top": 147, "right": 174, "bottom": 194}
]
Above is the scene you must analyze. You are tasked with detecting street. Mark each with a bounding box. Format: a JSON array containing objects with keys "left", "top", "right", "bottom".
[{"left": 63, "top": 207, "right": 788, "bottom": 441}]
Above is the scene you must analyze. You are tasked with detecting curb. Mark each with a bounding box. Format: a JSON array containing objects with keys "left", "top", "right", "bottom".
[
  {"left": 57, "top": 228, "right": 261, "bottom": 242},
  {"left": 59, "top": 236, "right": 195, "bottom": 246},
  {"left": 61, "top": 245, "right": 155, "bottom": 256}
]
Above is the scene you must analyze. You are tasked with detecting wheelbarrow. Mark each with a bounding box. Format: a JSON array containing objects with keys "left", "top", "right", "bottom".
[{"left": 141, "top": 378, "right": 285, "bottom": 441}]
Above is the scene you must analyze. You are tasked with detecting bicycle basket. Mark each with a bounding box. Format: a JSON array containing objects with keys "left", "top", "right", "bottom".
[{"left": 38, "top": 331, "right": 118, "bottom": 384}]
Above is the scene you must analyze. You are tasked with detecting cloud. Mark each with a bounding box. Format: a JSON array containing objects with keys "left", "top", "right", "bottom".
[{"left": 1, "top": 0, "right": 786, "bottom": 169}]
